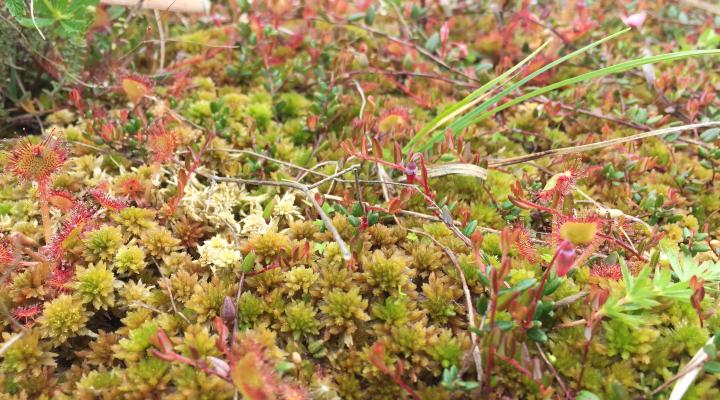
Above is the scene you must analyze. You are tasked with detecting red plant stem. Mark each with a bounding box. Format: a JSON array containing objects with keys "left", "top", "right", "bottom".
[
  {"left": 484, "top": 268, "right": 500, "bottom": 387},
  {"left": 368, "top": 345, "right": 421, "bottom": 400},
  {"left": 345, "top": 147, "right": 435, "bottom": 199},
  {"left": 246, "top": 263, "right": 280, "bottom": 276},
  {"left": 37, "top": 181, "right": 52, "bottom": 244},
  {"left": 495, "top": 353, "right": 549, "bottom": 393},
  {"left": 483, "top": 229, "right": 516, "bottom": 388},
  {"left": 371, "top": 362, "right": 420, "bottom": 400},
  {"left": 344, "top": 145, "right": 405, "bottom": 171},
  {"left": 380, "top": 72, "right": 431, "bottom": 109},
  {"left": 166, "top": 47, "right": 226, "bottom": 71},
  {"left": 498, "top": 290, "right": 523, "bottom": 311},
  {"left": 166, "top": 131, "right": 216, "bottom": 216},
  {"left": 391, "top": 374, "right": 421, "bottom": 400},
  {"left": 596, "top": 233, "right": 646, "bottom": 261},
  {"left": 575, "top": 316, "right": 598, "bottom": 391},
  {"left": 151, "top": 349, "right": 231, "bottom": 383},
  {"left": 524, "top": 249, "right": 561, "bottom": 328},
  {"left": 509, "top": 196, "right": 559, "bottom": 215}
]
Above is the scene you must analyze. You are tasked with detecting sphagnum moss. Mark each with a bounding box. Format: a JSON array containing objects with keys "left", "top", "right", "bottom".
[
  {"left": 37, "top": 295, "right": 91, "bottom": 346},
  {"left": 81, "top": 225, "right": 124, "bottom": 262},
  {"left": 71, "top": 261, "right": 121, "bottom": 310},
  {"left": 1, "top": 3, "right": 720, "bottom": 399},
  {"left": 114, "top": 244, "right": 147, "bottom": 275}
]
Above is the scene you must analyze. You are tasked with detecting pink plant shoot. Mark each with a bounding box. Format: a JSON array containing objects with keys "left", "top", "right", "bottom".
[
  {"left": 555, "top": 240, "right": 577, "bottom": 277},
  {"left": 621, "top": 11, "right": 646, "bottom": 29}
]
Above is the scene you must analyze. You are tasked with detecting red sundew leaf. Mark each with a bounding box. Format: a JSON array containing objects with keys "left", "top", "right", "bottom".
[
  {"left": 231, "top": 352, "right": 275, "bottom": 400},
  {"left": 12, "top": 303, "right": 42, "bottom": 324},
  {"left": 88, "top": 187, "right": 128, "bottom": 211},
  {"left": 148, "top": 120, "right": 178, "bottom": 164},
  {"left": 591, "top": 263, "right": 623, "bottom": 281},
  {"left": 0, "top": 237, "right": 14, "bottom": 266},
  {"left": 513, "top": 225, "right": 538, "bottom": 264},
  {"left": 5, "top": 135, "right": 68, "bottom": 184},
  {"left": 536, "top": 166, "right": 587, "bottom": 202},
  {"left": 375, "top": 107, "right": 411, "bottom": 136},
  {"left": 45, "top": 201, "right": 98, "bottom": 261},
  {"left": 48, "top": 190, "right": 75, "bottom": 211},
  {"left": 47, "top": 262, "right": 75, "bottom": 293},
  {"left": 121, "top": 75, "right": 153, "bottom": 104}
]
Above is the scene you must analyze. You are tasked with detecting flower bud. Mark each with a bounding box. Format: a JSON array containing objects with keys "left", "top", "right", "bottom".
[
  {"left": 221, "top": 296, "right": 236, "bottom": 324},
  {"left": 208, "top": 356, "right": 230, "bottom": 377},
  {"left": 621, "top": 11, "right": 646, "bottom": 29},
  {"left": 555, "top": 240, "right": 576, "bottom": 277},
  {"left": 307, "top": 115, "right": 318, "bottom": 132},
  {"left": 405, "top": 160, "right": 417, "bottom": 184}
]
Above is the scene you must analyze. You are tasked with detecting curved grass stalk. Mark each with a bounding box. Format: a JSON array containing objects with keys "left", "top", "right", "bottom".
[
  {"left": 451, "top": 49, "right": 720, "bottom": 137},
  {"left": 487, "top": 121, "right": 720, "bottom": 167},
  {"left": 403, "top": 39, "right": 552, "bottom": 151},
  {"left": 407, "top": 28, "right": 631, "bottom": 152},
  {"left": 415, "top": 48, "right": 720, "bottom": 152}
]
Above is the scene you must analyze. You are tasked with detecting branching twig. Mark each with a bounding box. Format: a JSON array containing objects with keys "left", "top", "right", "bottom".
[{"left": 536, "top": 342, "right": 570, "bottom": 398}]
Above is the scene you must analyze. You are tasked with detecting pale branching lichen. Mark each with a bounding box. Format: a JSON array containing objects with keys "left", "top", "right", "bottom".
[{"left": 197, "top": 235, "right": 242, "bottom": 272}]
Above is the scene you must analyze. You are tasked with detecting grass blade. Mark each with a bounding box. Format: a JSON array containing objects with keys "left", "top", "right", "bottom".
[
  {"left": 487, "top": 121, "right": 720, "bottom": 167},
  {"left": 403, "top": 39, "right": 551, "bottom": 151},
  {"left": 453, "top": 49, "right": 720, "bottom": 139},
  {"left": 409, "top": 28, "right": 631, "bottom": 152}
]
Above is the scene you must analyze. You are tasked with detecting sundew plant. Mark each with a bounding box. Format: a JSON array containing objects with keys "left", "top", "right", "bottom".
[{"left": 2, "top": 1, "right": 720, "bottom": 399}]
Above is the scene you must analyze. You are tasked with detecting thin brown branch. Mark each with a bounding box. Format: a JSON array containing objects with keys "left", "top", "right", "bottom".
[{"left": 409, "top": 228, "right": 483, "bottom": 384}]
